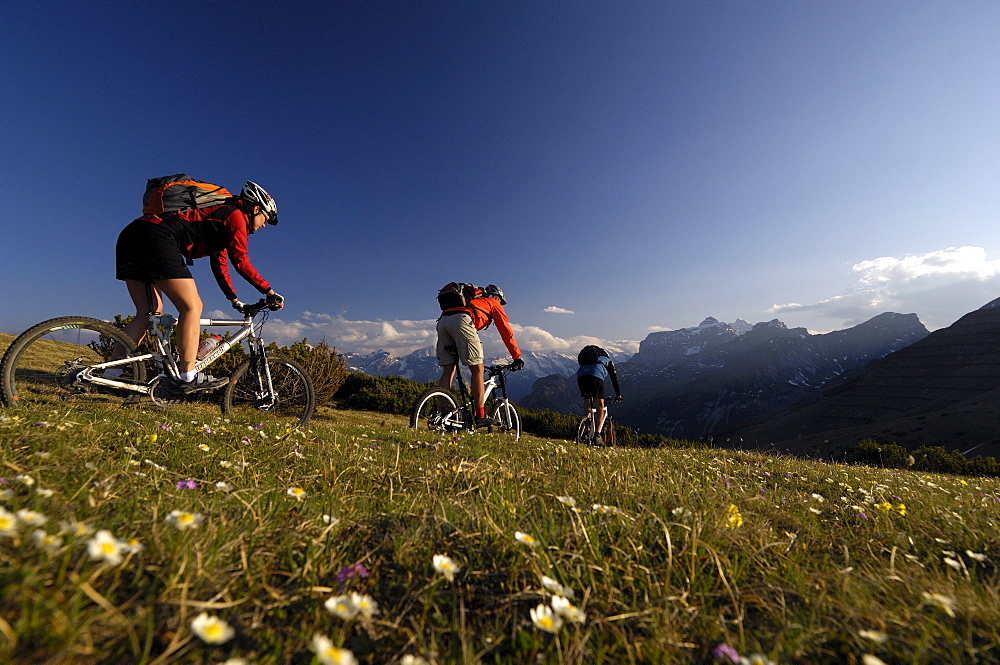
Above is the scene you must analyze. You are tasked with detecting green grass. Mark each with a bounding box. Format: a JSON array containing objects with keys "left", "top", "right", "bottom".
[{"left": 2, "top": 334, "right": 1000, "bottom": 664}]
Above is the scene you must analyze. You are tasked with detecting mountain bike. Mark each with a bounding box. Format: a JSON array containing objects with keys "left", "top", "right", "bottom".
[
  {"left": 0, "top": 299, "right": 315, "bottom": 427},
  {"left": 410, "top": 351, "right": 522, "bottom": 440},
  {"left": 576, "top": 397, "right": 619, "bottom": 446}
]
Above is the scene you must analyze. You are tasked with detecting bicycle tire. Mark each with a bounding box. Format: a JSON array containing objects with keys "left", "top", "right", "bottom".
[
  {"left": 490, "top": 398, "right": 521, "bottom": 441},
  {"left": 410, "top": 388, "right": 462, "bottom": 433},
  {"left": 222, "top": 352, "right": 315, "bottom": 427},
  {"left": 0, "top": 316, "right": 147, "bottom": 408},
  {"left": 575, "top": 416, "right": 595, "bottom": 446}
]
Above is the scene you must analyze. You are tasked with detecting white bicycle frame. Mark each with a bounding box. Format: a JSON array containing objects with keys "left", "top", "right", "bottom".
[
  {"left": 78, "top": 311, "right": 261, "bottom": 397},
  {"left": 438, "top": 369, "right": 504, "bottom": 429}
]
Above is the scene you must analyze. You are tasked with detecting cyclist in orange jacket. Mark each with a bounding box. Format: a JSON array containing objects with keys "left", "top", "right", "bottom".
[{"left": 437, "top": 284, "right": 524, "bottom": 426}]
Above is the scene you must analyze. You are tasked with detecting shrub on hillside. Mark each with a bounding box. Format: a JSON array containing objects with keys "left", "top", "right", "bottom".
[
  {"left": 267, "top": 338, "right": 347, "bottom": 404},
  {"left": 335, "top": 373, "right": 431, "bottom": 415},
  {"left": 519, "top": 407, "right": 578, "bottom": 440},
  {"left": 845, "top": 438, "right": 999, "bottom": 477},
  {"left": 846, "top": 439, "right": 911, "bottom": 469}
]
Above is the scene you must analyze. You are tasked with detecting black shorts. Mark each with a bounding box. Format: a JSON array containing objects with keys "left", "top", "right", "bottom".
[
  {"left": 115, "top": 219, "right": 192, "bottom": 283},
  {"left": 577, "top": 375, "right": 605, "bottom": 399}
]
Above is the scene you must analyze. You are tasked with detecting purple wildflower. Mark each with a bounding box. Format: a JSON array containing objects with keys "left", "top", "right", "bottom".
[
  {"left": 336, "top": 561, "right": 370, "bottom": 586},
  {"left": 713, "top": 642, "right": 741, "bottom": 663},
  {"left": 176, "top": 479, "right": 197, "bottom": 490},
  {"left": 159, "top": 424, "right": 171, "bottom": 431}
]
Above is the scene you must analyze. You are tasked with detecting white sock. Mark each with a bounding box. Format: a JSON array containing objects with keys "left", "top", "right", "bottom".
[{"left": 180, "top": 370, "right": 196, "bottom": 382}]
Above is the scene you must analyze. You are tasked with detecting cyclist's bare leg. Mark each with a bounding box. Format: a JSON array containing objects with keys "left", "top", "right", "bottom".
[
  {"left": 123, "top": 279, "right": 163, "bottom": 345},
  {"left": 107, "top": 280, "right": 162, "bottom": 372},
  {"left": 153, "top": 278, "right": 203, "bottom": 375},
  {"left": 438, "top": 363, "right": 485, "bottom": 413},
  {"left": 438, "top": 363, "right": 458, "bottom": 411},
  {"left": 596, "top": 397, "right": 607, "bottom": 431},
  {"left": 469, "top": 363, "right": 485, "bottom": 415}
]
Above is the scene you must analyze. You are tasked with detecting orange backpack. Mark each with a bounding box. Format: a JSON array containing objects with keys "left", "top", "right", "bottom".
[{"left": 142, "top": 174, "right": 233, "bottom": 215}]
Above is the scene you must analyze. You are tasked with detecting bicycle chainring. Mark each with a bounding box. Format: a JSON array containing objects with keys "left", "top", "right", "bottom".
[{"left": 148, "top": 376, "right": 183, "bottom": 407}]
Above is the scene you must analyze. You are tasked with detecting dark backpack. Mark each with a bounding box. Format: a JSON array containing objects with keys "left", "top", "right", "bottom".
[
  {"left": 142, "top": 174, "right": 233, "bottom": 215},
  {"left": 437, "top": 282, "right": 482, "bottom": 311},
  {"left": 578, "top": 345, "right": 607, "bottom": 365}
]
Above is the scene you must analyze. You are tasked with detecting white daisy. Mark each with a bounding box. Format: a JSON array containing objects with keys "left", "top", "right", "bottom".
[
  {"left": 530, "top": 603, "right": 563, "bottom": 633},
  {"left": 433, "top": 554, "right": 460, "bottom": 582},
  {"left": 87, "top": 530, "right": 125, "bottom": 566},
  {"left": 189, "top": 612, "right": 235, "bottom": 644}
]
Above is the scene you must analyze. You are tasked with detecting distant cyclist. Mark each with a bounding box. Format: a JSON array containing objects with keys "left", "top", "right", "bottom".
[
  {"left": 576, "top": 345, "right": 623, "bottom": 444},
  {"left": 437, "top": 284, "right": 524, "bottom": 427},
  {"left": 114, "top": 181, "right": 284, "bottom": 394}
]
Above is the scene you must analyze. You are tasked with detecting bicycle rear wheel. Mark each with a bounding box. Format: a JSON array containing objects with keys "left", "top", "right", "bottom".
[
  {"left": 490, "top": 398, "right": 521, "bottom": 441},
  {"left": 222, "top": 353, "right": 314, "bottom": 427},
  {"left": 410, "top": 388, "right": 463, "bottom": 433},
  {"left": 1, "top": 316, "right": 147, "bottom": 408},
  {"left": 575, "top": 416, "right": 595, "bottom": 445}
]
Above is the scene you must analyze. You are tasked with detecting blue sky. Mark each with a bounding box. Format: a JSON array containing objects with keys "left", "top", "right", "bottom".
[{"left": 3, "top": 1, "right": 999, "bottom": 359}]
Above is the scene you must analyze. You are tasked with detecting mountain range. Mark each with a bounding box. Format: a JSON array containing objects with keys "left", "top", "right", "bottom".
[
  {"left": 341, "top": 347, "right": 579, "bottom": 401},
  {"left": 731, "top": 297, "right": 1000, "bottom": 459},
  {"left": 521, "top": 313, "right": 930, "bottom": 441}
]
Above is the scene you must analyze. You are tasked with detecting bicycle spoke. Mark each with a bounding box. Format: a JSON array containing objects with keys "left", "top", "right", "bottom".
[
  {"left": 410, "top": 388, "right": 462, "bottom": 433},
  {"left": 490, "top": 399, "right": 521, "bottom": 442},
  {"left": 222, "top": 353, "right": 314, "bottom": 427},
  {"left": 1, "top": 317, "right": 146, "bottom": 407}
]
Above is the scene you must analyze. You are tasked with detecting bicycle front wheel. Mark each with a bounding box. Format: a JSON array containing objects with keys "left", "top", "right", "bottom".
[
  {"left": 575, "top": 416, "right": 595, "bottom": 446},
  {"left": 410, "top": 388, "right": 462, "bottom": 433},
  {"left": 222, "top": 353, "right": 315, "bottom": 427},
  {"left": 1, "top": 316, "right": 147, "bottom": 408},
  {"left": 490, "top": 399, "right": 521, "bottom": 441}
]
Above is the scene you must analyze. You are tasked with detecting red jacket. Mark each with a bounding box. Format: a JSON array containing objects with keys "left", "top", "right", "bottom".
[
  {"left": 141, "top": 204, "right": 271, "bottom": 300},
  {"left": 444, "top": 297, "right": 521, "bottom": 360}
]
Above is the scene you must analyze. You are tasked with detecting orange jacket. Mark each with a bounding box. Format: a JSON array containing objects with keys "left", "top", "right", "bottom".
[{"left": 444, "top": 296, "right": 521, "bottom": 360}]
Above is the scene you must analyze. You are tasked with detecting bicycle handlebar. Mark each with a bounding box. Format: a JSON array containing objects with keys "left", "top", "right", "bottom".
[
  {"left": 241, "top": 298, "right": 282, "bottom": 318},
  {"left": 486, "top": 362, "right": 521, "bottom": 375}
]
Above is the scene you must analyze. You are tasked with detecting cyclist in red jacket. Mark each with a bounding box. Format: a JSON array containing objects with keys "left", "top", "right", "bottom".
[
  {"left": 114, "top": 181, "right": 284, "bottom": 393},
  {"left": 437, "top": 284, "right": 524, "bottom": 426}
]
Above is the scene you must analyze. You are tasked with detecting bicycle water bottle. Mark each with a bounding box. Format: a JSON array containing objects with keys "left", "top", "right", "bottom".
[{"left": 196, "top": 334, "right": 222, "bottom": 360}]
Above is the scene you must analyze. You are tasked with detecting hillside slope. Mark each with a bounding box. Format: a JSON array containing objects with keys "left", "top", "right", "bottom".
[{"left": 732, "top": 298, "right": 1000, "bottom": 458}]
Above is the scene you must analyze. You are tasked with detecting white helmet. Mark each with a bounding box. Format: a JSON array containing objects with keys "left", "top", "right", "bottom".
[
  {"left": 484, "top": 284, "right": 506, "bottom": 305},
  {"left": 240, "top": 181, "right": 278, "bottom": 225}
]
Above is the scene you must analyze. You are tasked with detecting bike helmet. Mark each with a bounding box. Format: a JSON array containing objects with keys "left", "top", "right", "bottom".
[
  {"left": 239, "top": 181, "right": 278, "bottom": 225},
  {"left": 484, "top": 284, "right": 506, "bottom": 305}
]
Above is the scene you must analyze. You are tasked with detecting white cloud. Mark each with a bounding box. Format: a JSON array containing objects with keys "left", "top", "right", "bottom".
[
  {"left": 259, "top": 312, "right": 639, "bottom": 357},
  {"left": 543, "top": 306, "right": 575, "bottom": 314},
  {"left": 263, "top": 313, "right": 437, "bottom": 355},
  {"left": 769, "top": 246, "right": 1000, "bottom": 330}
]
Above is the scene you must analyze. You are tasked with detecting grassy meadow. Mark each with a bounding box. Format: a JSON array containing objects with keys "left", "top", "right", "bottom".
[{"left": 1, "top": 335, "right": 999, "bottom": 664}]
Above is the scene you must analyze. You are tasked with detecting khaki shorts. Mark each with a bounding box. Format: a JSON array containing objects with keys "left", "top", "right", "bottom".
[{"left": 436, "top": 313, "right": 484, "bottom": 366}]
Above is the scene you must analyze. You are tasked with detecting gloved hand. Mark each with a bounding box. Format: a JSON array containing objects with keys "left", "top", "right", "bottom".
[
  {"left": 614, "top": 395, "right": 624, "bottom": 403},
  {"left": 232, "top": 300, "right": 247, "bottom": 314},
  {"left": 266, "top": 292, "right": 284, "bottom": 311},
  {"left": 510, "top": 357, "right": 525, "bottom": 371}
]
